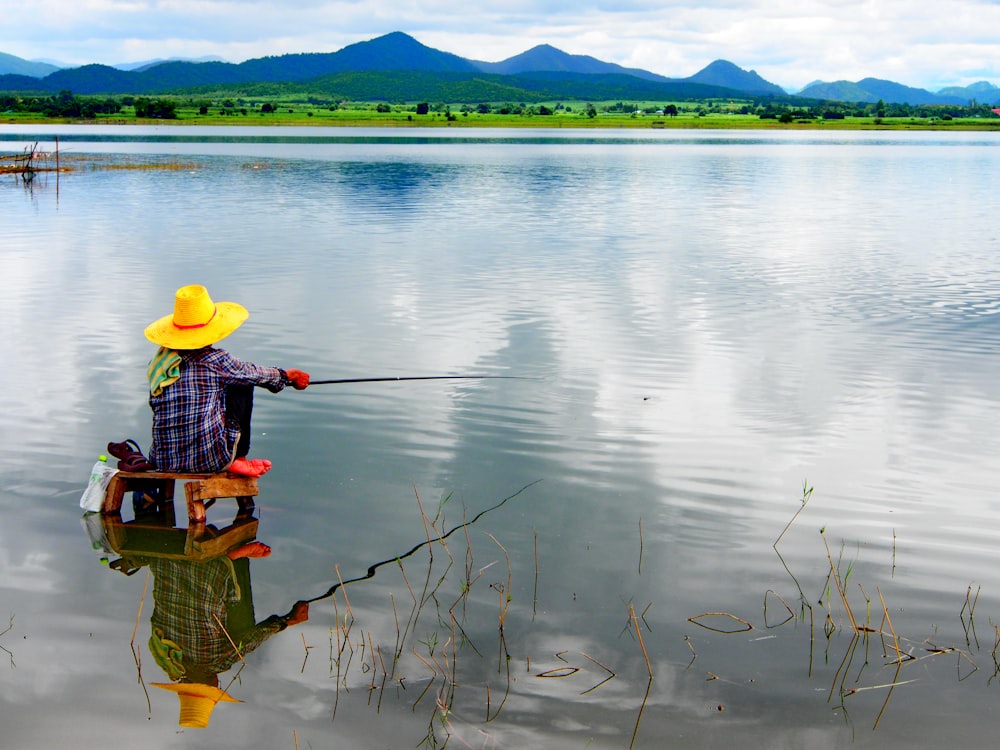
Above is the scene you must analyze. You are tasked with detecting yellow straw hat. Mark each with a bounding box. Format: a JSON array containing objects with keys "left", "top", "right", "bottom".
[
  {"left": 144, "top": 284, "right": 249, "bottom": 350},
  {"left": 152, "top": 682, "right": 242, "bottom": 728}
]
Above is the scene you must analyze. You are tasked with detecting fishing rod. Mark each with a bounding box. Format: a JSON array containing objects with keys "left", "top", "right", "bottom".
[{"left": 309, "top": 375, "right": 534, "bottom": 385}]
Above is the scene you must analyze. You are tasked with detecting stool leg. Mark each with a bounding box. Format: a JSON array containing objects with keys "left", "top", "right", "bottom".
[
  {"left": 189, "top": 499, "right": 207, "bottom": 525},
  {"left": 102, "top": 475, "right": 127, "bottom": 516},
  {"left": 184, "top": 481, "right": 208, "bottom": 525}
]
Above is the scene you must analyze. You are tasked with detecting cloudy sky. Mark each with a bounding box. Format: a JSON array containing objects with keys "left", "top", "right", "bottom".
[{"left": 2, "top": 0, "right": 998, "bottom": 92}]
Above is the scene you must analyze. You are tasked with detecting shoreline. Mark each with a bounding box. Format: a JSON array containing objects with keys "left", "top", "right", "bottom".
[{"left": 4, "top": 113, "right": 1000, "bottom": 132}]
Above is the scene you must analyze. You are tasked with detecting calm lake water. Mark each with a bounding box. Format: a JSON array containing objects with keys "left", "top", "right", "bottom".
[{"left": 1, "top": 124, "right": 999, "bottom": 749}]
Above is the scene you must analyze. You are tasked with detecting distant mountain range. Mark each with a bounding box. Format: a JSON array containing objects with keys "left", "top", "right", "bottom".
[
  {"left": 0, "top": 51, "right": 60, "bottom": 78},
  {"left": 798, "top": 77, "right": 999, "bottom": 106},
  {"left": 1, "top": 31, "right": 997, "bottom": 106},
  {"left": 115, "top": 56, "right": 227, "bottom": 72}
]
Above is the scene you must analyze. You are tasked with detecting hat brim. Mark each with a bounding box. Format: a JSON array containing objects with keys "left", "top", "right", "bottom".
[
  {"left": 151, "top": 682, "right": 242, "bottom": 703},
  {"left": 144, "top": 301, "right": 248, "bottom": 349}
]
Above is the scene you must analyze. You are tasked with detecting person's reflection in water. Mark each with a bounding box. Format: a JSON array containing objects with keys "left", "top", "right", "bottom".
[{"left": 134, "top": 540, "right": 308, "bottom": 728}]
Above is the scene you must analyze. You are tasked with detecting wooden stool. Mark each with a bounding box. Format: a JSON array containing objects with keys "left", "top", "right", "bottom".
[
  {"left": 102, "top": 514, "right": 259, "bottom": 562},
  {"left": 102, "top": 471, "right": 260, "bottom": 525}
]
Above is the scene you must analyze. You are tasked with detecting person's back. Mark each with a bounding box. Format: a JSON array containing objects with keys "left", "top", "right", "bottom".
[{"left": 143, "top": 285, "right": 309, "bottom": 478}]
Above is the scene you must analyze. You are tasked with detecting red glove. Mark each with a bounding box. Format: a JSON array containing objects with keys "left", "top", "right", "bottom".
[
  {"left": 286, "top": 601, "right": 310, "bottom": 626},
  {"left": 286, "top": 369, "right": 310, "bottom": 390}
]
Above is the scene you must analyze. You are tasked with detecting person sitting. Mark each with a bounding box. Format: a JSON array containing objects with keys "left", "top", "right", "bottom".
[{"left": 143, "top": 284, "right": 309, "bottom": 478}]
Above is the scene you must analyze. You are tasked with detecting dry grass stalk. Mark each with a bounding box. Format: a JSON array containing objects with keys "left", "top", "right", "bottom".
[
  {"left": 130, "top": 571, "right": 152, "bottom": 712},
  {"left": 638, "top": 517, "right": 644, "bottom": 575},
  {"left": 329, "top": 639, "right": 341, "bottom": 721},
  {"left": 629, "top": 604, "right": 653, "bottom": 678},
  {"left": 533, "top": 528, "right": 540, "bottom": 619},
  {"left": 764, "top": 589, "right": 795, "bottom": 628},
  {"left": 688, "top": 612, "right": 753, "bottom": 634},
  {"left": 806, "top": 606, "right": 815, "bottom": 677},
  {"left": 364, "top": 631, "right": 379, "bottom": 706},
  {"left": 394, "top": 558, "right": 422, "bottom": 667},
  {"left": 857, "top": 583, "right": 873, "bottom": 629},
  {"left": 821, "top": 533, "right": 860, "bottom": 633},
  {"left": 213, "top": 613, "right": 247, "bottom": 665},
  {"left": 873, "top": 587, "right": 904, "bottom": 730},
  {"left": 457, "top": 512, "right": 476, "bottom": 621},
  {"left": 629, "top": 677, "right": 654, "bottom": 750},
  {"left": 961, "top": 584, "right": 982, "bottom": 649},
  {"left": 486, "top": 632, "right": 511, "bottom": 722},
  {"left": 774, "top": 481, "right": 814, "bottom": 547},
  {"left": 772, "top": 538, "right": 816, "bottom": 673},
  {"left": 537, "top": 666, "right": 579, "bottom": 678},
  {"left": 961, "top": 584, "right": 981, "bottom": 619},
  {"left": 0, "top": 614, "right": 13, "bottom": 669},
  {"left": 130, "top": 571, "right": 149, "bottom": 659},
  {"left": 411, "top": 645, "right": 438, "bottom": 676},
  {"left": 334, "top": 564, "right": 354, "bottom": 619},
  {"left": 486, "top": 534, "right": 513, "bottom": 633},
  {"left": 315, "top": 482, "right": 541, "bottom": 733},
  {"left": 842, "top": 677, "right": 918, "bottom": 696},
  {"left": 329, "top": 591, "right": 356, "bottom": 721},
  {"left": 300, "top": 632, "right": 313, "bottom": 674},
  {"left": 414, "top": 487, "right": 435, "bottom": 553},
  {"left": 388, "top": 593, "right": 406, "bottom": 681},
  {"left": 891, "top": 528, "right": 897, "bottom": 578},
  {"left": 412, "top": 673, "right": 438, "bottom": 712},
  {"left": 579, "top": 652, "right": 617, "bottom": 694},
  {"left": 957, "top": 649, "right": 979, "bottom": 682},
  {"left": 876, "top": 588, "right": 902, "bottom": 662},
  {"left": 640, "top": 603, "right": 652, "bottom": 632},
  {"left": 827, "top": 632, "right": 862, "bottom": 704}
]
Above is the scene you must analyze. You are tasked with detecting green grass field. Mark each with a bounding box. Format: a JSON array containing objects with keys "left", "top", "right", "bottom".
[{"left": 5, "top": 98, "right": 1000, "bottom": 130}]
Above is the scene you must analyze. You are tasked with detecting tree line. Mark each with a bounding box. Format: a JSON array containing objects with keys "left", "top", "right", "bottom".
[
  {"left": 2, "top": 89, "right": 997, "bottom": 122},
  {"left": 0, "top": 90, "right": 176, "bottom": 119},
  {"left": 753, "top": 98, "right": 1000, "bottom": 120}
]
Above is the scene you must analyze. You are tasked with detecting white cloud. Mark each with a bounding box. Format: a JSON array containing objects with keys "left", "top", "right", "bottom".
[{"left": 0, "top": 0, "right": 998, "bottom": 89}]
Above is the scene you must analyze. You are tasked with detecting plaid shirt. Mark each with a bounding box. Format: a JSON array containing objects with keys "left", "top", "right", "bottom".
[
  {"left": 149, "top": 558, "right": 285, "bottom": 676},
  {"left": 148, "top": 347, "right": 287, "bottom": 472}
]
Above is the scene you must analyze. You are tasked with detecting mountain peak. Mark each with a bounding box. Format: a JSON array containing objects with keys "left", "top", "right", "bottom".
[
  {"left": 0, "top": 50, "right": 60, "bottom": 78},
  {"left": 332, "top": 31, "right": 478, "bottom": 72},
  {"left": 687, "top": 59, "right": 785, "bottom": 95},
  {"left": 476, "top": 44, "right": 668, "bottom": 82}
]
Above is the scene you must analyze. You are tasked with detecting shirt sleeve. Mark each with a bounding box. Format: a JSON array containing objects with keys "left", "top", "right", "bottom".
[
  {"left": 206, "top": 349, "right": 288, "bottom": 392},
  {"left": 208, "top": 616, "right": 287, "bottom": 673}
]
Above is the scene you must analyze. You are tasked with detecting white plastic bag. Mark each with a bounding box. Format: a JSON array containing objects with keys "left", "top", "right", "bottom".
[
  {"left": 79, "top": 455, "right": 119, "bottom": 512},
  {"left": 80, "top": 512, "right": 113, "bottom": 565}
]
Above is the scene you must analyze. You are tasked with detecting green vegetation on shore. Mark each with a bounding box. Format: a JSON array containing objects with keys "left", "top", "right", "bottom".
[{"left": 3, "top": 90, "right": 1000, "bottom": 130}]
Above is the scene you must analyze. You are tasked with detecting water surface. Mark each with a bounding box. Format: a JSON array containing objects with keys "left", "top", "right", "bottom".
[{"left": 1, "top": 126, "right": 999, "bottom": 748}]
